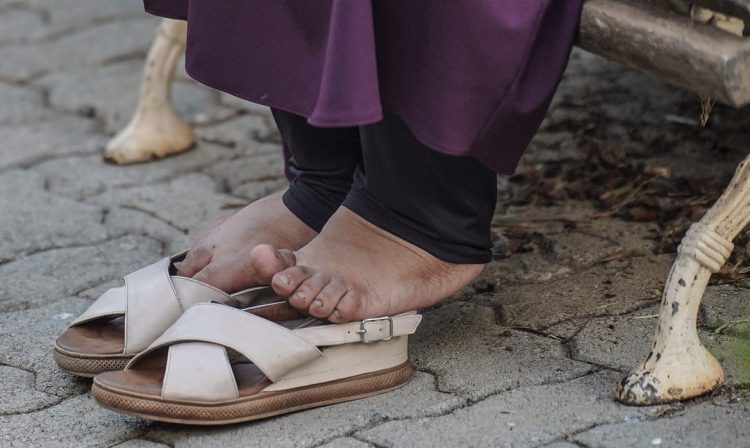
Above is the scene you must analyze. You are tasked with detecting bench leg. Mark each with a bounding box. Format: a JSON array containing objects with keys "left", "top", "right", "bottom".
[
  {"left": 104, "top": 19, "right": 194, "bottom": 165},
  {"left": 615, "top": 155, "right": 750, "bottom": 404}
]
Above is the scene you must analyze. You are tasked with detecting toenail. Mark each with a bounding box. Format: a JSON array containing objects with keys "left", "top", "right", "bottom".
[
  {"left": 313, "top": 299, "right": 324, "bottom": 308},
  {"left": 274, "top": 249, "right": 281, "bottom": 259},
  {"left": 278, "top": 275, "right": 290, "bottom": 285},
  {"left": 295, "top": 291, "right": 306, "bottom": 301},
  {"left": 333, "top": 310, "right": 343, "bottom": 320}
]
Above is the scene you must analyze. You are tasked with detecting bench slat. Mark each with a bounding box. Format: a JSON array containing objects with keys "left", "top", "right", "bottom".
[{"left": 577, "top": 0, "right": 750, "bottom": 107}]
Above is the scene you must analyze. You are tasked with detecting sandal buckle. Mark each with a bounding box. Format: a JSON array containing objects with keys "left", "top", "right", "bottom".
[{"left": 356, "top": 317, "right": 393, "bottom": 343}]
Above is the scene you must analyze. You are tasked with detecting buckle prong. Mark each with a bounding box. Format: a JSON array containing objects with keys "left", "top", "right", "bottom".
[{"left": 357, "top": 317, "right": 393, "bottom": 343}]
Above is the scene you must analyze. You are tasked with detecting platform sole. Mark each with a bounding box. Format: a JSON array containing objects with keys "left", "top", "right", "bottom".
[
  {"left": 92, "top": 361, "right": 413, "bottom": 425},
  {"left": 53, "top": 347, "right": 132, "bottom": 378}
]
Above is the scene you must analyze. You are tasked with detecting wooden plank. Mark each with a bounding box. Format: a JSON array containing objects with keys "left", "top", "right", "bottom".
[{"left": 577, "top": 0, "right": 750, "bottom": 107}]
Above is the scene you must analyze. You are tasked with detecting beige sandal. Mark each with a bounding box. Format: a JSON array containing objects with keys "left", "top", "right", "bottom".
[
  {"left": 91, "top": 302, "right": 421, "bottom": 425},
  {"left": 54, "top": 252, "right": 279, "bottom": 377}
]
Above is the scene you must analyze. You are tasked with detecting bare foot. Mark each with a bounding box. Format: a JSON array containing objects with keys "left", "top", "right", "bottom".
[
  {"left": 178, "top": 191, "right": 317, "bottom": 292},
  {"left": 249, "top": 207, "right": 484, "bottom": 323}
]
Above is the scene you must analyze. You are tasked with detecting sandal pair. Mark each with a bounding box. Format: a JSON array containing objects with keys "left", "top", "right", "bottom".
[{"left": 55, "top": 253, "right": 422, "bottom": 424}]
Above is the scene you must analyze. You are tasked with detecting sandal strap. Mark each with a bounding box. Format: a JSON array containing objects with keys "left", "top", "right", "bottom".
[
  {"left": 70, "top": 252, "right": 234, "bottom": 354},
  {"left": 294, "top": 313, "right": 422, "bottom": 346},
  {"left": 162, "top": 342, "right": 239, "bottom": 402},
  {"left": 130, "top": 303, "right": 422, "bottom": 402},
  {"left": 129, "top": 304, "right": 322, "bottom": 382}
]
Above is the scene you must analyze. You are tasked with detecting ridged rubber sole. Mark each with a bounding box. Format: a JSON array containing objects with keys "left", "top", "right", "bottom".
[
  {"left": 92, "top": 361, "right": 413, "bottom": 425},
  {"left": 53, "top": 347, "right": 132, "bottom": 378}
]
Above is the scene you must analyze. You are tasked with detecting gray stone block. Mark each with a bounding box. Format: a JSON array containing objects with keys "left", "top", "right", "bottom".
[
  {"left": 146, "top": 372, "right": 462, "bottom": 448},
  {"left": 573, "top": 402, "right": 750, "bottom": 448},
  {"left": 202, "top": 152, "right": 286, "bottom": 192},
  {"left": 0, "top": 170, "right": 109, "bottom": 263},
  {"left": 700, "top": 284, "right": 750, "bottom": 337},
  {"left": 90, "top": 174, "right": 247, "bottom": 237},
  {"left": 37, "top": 60, "right": 223, "bottom": 133},
  {"left": 0, "top": 83, "right": 48, "bottom": 125},
  {"left": 570, "top": 306, "right": 659, "bottom": 372},
  {"left": 318, "top": 438, "right": 373, "bottom": 448},
  {"left": 0, "top": 9, "right": 45, "bottom": 43},
  {"left": 36, "top": 144, "right": 231, "bottom": 200},
  {"left": 0, "top": 394, "right": 146, "bottom": 448},
  {"left": 0, "top": 365, "right": 59, "bottom": 414},
  {"left": 570, "top": 307, "right": 750, "bottom": 384},
  {"left": 26, "top": 0, "right": 146, "bottom": 38},
  {"left": 231, "top": 179, "right": 288, "bottom": 203},
  {"left": 0, "top": 18, "right": 156, "bottom": 82},
  {"left": 0, "top": 297, "right": 93, "bottom": 398},
  {"left": 473, "top": 255, "right": 671, "bottom": 330},
  {"left": 0, "top": 235, "right": 162, "bottom": 312},
  {"left": 358, "top": 371, "right": 666, "bottom": 448},
  {"left": 114, "top": 440, "right": 171, "bottom": 448},
  {"left": 196, "top": 115, "right": 279, "bottom": 152},
  {"left": 410, "top": 302, "right": 591, "bottom": 400},
  {"left": 0, "top": 116, "right": 101, "bottom": 171}
]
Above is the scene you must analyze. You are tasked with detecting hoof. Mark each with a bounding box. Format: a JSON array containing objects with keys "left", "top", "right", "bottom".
[
  {"left": 105, "top": 110, "right": 195, "bottom": 165},
  {"left": 615, "top": 345, "right": 724, "bottom": 405}
]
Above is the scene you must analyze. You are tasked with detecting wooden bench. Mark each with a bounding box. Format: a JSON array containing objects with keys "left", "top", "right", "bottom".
[
  {"left": 109, "top": 1, "right": 750, "bottom": 406},
  {"left": 578, "top": 0, "right": 749, "bottom": 405}
]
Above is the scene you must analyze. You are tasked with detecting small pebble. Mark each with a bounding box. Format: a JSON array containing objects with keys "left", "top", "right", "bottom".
[{"left": 651, "top": 438, "right": 662, "bottom": 446}]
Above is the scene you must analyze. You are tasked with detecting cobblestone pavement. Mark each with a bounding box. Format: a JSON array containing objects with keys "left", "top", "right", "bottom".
[{"left": 2, "top": 1, "right": 750, "bottom": 447}]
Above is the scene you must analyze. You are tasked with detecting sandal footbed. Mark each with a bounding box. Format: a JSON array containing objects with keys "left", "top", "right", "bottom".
[{"left": 55, "top": 317, "right": 126, "bottom": 356}]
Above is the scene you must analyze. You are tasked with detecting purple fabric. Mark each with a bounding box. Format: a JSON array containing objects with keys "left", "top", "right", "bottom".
[{"left": 144, "top": 0, "right": 582, "bottom": 174}]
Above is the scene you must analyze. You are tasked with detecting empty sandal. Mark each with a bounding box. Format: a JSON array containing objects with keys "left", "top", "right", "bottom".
[
  {"left": 91, "top": 302, "right": 421, "bottom": 425},
  {"left": 54, "top": 252, "right": 278, "bottom": 377}
]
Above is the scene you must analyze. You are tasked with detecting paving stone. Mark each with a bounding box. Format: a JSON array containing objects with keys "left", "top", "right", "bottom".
[
  {"left": 481, "top": 250, "right": 573, "bottom": 288},
  {"left": 0, "top": 83, "right": 48, "bottom": 125},
  {"left": 202, "top": 151, "right": 286, "bottom": 192},
  {"left": 0, "top": 365, "right": 60, "bottom": 414},
  {"left": 0, "top": 116, "right": 101, "bottom": 170},
  {"left": 102, "top": 207, "right": 193, "bottom": 256},
  {"left": 472, "top": 255, "right": 671, "bottom": 330},
  {"left": 700, "top": 284, "right": 750, "bottom": 337},
  {"left": 581, "top": 217, "right": 660, "bottom": 256},
  {"left": 569, "top": 306, "right": 659, "bottom": 372},
  {"left": 0, "top": 18, "right": 156, "bottom": 82},
  {"left": 570, "top": 306, "right": 750, "bottom": 384},
  {"left": 90, "top": 174, "right": 247, "bottom": 236},
  {"left": 231, "top": 179, "right": 288, "bottom": 202},
  {"left": 0, "top": 170, "right": 109, "bottom": 263},
  {"left": 146, "top": 372, "right": 462, "bottom": 448},
  {"left": 410, "top": 302, "right": 591, "bottom": 400},
  {"left": 317, "top": 438, "right": 373, "bottom": 448},
  {"left": 27, "top": 0, "right": 146, "bottom": 37},
  {"left": 573, "top": 402, "right": 750, "bottom": 448},
  {"left": 482, "top": 223, "right": 638, "bottom": 289},
  {"left": 0, "top": 235, "right": 162, "bottom": 312},
  {"left": 37, "top": 60, "right": 224, "bottom": 133},
  {"left": 196, "top": 114, "right": 279, "bottom": 151},
  {"left": 358, "top": 371, "right": 666, "bottom": 448},
  {"left": 0, "top": 297, "right": 93, "bottom": 398},
  {"left": 0, "top": 394, "right": 147, "bottom": 448},
  {"left": 0, "top": 8, "right": 45, "bottom": 43},
  {"left": 36, "top": 144, "right": 232, "bottom": 199},
  {"left": 114, "top": 440, "right": 171, "bottom": 448},
  {"left": 545, "top": 319, "right": 589, "bottom": 341}
]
